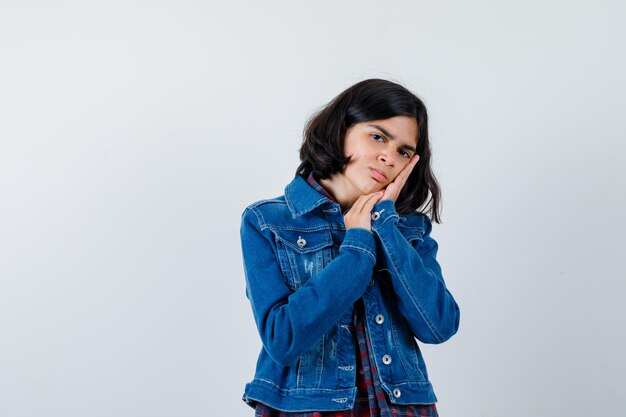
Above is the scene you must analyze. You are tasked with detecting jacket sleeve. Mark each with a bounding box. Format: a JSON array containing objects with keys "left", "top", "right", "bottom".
[
  {"left": 240, "top": 206, "right": 377, "bottom": 366},
  {"left": 371, "top": 199, "right": 460, "bottom": 344}
]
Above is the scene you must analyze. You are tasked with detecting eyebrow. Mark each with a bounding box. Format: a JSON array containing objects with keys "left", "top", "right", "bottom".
[{"left": 367, "top": 124, "right": 417, "bottom": 153}]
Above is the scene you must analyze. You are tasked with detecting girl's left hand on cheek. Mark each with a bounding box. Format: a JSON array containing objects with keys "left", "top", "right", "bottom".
[{"left": 381, "top": 155, "right": 420, "bottom": 202}]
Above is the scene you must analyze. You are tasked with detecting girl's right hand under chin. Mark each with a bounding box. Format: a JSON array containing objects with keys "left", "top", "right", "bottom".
[{"left": 343, "top": 191, "right": 384, "bottom": 231}]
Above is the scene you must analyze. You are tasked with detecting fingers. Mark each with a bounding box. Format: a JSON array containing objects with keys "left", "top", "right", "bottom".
[
  {"left": 361, "top": 191, "right": 383, "bottom": 213},
  {"left": 344, "top": 191, "right": 384, "bottom": 230},
  {"left": 391, "top": 155, "right": 420, "bottom": 191},
  {"left": 397, "top": 155, "right": 420, "bottom": 183},
  {"left": 351, "top": 190, "right": 383, "bottom": 214},
  {"left": 380, "top": 155, "right": 420, "bottom": 202}
]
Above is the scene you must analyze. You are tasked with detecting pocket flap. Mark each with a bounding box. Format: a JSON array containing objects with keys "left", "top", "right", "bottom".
[{"left": 274, "top": 228, "right": 334, "bottom": 254}]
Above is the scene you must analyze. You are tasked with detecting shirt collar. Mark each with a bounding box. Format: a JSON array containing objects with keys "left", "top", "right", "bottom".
[{"left": 305, "top": 171, "right": 336, "bottom": 202}]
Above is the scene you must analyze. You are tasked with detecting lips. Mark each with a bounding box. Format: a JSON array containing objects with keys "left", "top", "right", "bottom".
[{"left": 369, "top": 167, "right": 387, "bottom": 182}]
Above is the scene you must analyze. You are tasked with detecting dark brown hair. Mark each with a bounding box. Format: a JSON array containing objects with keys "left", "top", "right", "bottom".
[{"left": 296, "top": 78, "right": 442, "bottom": 222}]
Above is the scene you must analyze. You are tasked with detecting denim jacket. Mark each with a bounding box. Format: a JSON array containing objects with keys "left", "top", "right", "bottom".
[{"left": 240, "top": 174, "right": 460, "bottom": 412}]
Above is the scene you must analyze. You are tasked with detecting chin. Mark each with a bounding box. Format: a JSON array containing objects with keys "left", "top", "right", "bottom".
[
  {"left": 360, "top": 182, "right": 385, "bottom": 194},
  {"left": 351, "top": 175, "right": 386, "bottom": 195}
]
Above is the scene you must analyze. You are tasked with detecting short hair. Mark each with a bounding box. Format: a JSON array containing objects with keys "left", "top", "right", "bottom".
[{"left": 296, "top": 78, "right": 442, "bottom": 222}]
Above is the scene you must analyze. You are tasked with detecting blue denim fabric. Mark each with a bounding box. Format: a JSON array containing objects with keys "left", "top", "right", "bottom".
[{"left": 240, "top": 174, "right": 460, "bottom": 412}]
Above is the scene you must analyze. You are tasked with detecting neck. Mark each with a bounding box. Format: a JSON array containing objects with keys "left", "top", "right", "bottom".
[{"left": 319, "top": 174, "right": 360, "bottom": 212}]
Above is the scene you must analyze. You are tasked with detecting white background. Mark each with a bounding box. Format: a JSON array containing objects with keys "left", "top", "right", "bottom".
[{"left": 1, "top": 1, "right": 625, "bottom": 416}]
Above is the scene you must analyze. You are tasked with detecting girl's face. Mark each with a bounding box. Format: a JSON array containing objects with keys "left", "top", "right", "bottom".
[{"left": 340, "top": 115, "right": 418, "bottom": 196}]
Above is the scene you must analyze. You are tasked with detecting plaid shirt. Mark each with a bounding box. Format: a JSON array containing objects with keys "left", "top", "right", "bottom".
[{"left": 253, "top": 172, "right": 438, "bottom": 417}]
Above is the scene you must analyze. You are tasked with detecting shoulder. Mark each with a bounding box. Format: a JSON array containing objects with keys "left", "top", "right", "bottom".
[
  {"left": 244, "top": 196, "right": 288, "bottom": 213},
  {"left": 240, "top": 195, "right": 290, "bottom": 230},
  {"left": 397, "top": 211, "right": 433, "bottom": 242},
  {"left": 398, "top": 210, "right": 430, "bottom": 230}
]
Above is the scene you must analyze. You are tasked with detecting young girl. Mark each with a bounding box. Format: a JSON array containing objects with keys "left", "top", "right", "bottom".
[{"left": 240, "top": 79, "right": 460, "bottom": 416}]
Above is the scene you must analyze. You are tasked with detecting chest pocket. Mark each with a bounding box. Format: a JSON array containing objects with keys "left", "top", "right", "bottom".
[{"left": 273, "top": 228, "right": 334, "bottom": 291}]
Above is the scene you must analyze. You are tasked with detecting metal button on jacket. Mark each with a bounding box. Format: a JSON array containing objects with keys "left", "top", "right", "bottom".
[
  {"left": 371, "top": 211, "right": 381, "bottom": 221},
  {"left": 375, "top": 314, "right": 385, "bottom": 324},
  {"left": 393, "top": 388, "right": 402, "bottom": 398},
  {"left": 382, "top": 354, "right": 392, "bottom": 365},
  {"left": 296, "top": 237, "right": 307, "bottom": 248}
]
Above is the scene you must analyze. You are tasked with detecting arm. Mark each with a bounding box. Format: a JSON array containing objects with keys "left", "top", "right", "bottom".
[
  {"left": 240, "top": 207, "right": 376, "bottom": 366},
  {"left": 371, "top": 199, "right": 460, "bottom": 344}
]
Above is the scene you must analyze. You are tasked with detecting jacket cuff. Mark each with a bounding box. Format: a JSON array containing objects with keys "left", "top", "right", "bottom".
[
  {"left": 370, "top": 199, "right": 400, "bottom": 229},
  {"left": 340, "top": 227, "right": 376, "bottom": 263}
]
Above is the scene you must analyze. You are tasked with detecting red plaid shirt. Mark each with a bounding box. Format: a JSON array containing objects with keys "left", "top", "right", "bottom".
[{"left": 253, "top": 173, "right": 438, "bottom": 417}]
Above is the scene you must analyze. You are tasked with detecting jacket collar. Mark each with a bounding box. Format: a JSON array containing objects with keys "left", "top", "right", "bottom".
[{"left": 285, "top": 174, "right": 337, "bottom": 218}]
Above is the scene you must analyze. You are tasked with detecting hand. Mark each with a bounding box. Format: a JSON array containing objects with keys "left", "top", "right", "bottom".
[
  {"left": 381, "top": 155, "right": 420, "bottom": 202},
  {"left": 344, "top": 191, "right": 385, "bottom": 231}
]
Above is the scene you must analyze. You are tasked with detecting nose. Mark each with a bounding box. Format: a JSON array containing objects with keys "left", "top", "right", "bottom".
[{"left": 378, "top": 147, "right": 396, "bottom": 166}]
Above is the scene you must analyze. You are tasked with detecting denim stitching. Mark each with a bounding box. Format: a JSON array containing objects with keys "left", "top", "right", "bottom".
[
  {"left": 249, "top": 206, "right": 267, "bottom": 230},
  {"left": 253, "top": 377, "right": 358, "bottom": 392},
  {"left": 269, "top": 224, "right": 333, "bottom": 232},
  {"left": 317, "top": 334, "right": 325, "bottom": 386},
  {"left": 388, "top": 310, "right": 413, "bottom": 377},
  {"left": 340, "top": 244, "right": 376, "bottom": 263},
  {"left": 273, "top": 230, "right": 333, "bottom": 252},
  {"left": 285, "top": 246, "right": 301, "bottom": 289}
]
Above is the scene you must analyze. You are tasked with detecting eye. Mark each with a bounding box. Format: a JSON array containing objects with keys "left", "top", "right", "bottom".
[
  {"left": 370, "top": 133, "right": 385, "bottom": 142},
  {"left": 398, "top": 149, "right": 411, "bottom": 159}
]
